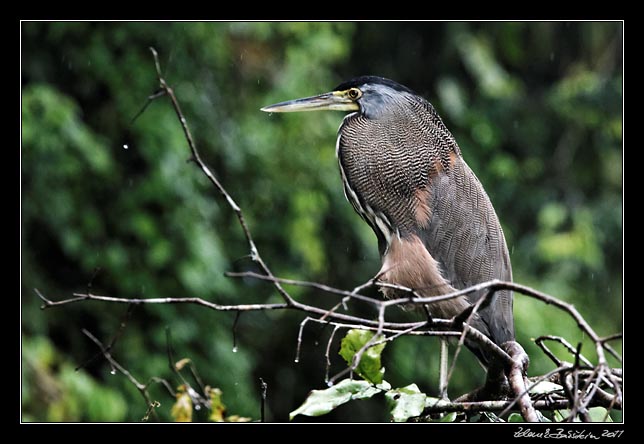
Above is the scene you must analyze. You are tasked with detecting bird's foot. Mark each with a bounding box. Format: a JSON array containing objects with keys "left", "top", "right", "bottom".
[{"left": 455, "top": 341, "right": 531, "bottom": 403}]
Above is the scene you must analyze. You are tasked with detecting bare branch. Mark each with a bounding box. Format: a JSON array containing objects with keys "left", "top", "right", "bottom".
[
  {"left": 504, "top": 341, "right": 538, "bottom": 422},
  {"left": 259, "top": 378, "right": 268, "bottom": 423},
  {"left": 36, "top": 48, "right": 622, "bottom": 423},
  {"left": 325, "top": 325, "right": 342, "bottom": 384},
  {"left": 232, "top": 311, "right": 242, "bottom": 353},
  {"left": 295, "top": 317, "right": 310, "bottom": 364},
  {"left": 226, "top": 270, "right": 382, "bottom": 306},
  {"left": 535, "top": 335, "right": 594, "bottom": 368},
  {"left": 147, "top": 47, "right": 295, "bottom": 308},
  {"left": 445, "top": 290, "right": 493, "bottom": 393},
  {"left": 80, "top": 329, "right": 167, "bottom": 421},
  {"left": 74, "top": 304, "right": 135, "bottom": 374},
  {"left": 420, "top": 397, "right": 614, "bottom": 416},
  {"left": 35, "top": 288, "right": 445, "bottom": 332}
]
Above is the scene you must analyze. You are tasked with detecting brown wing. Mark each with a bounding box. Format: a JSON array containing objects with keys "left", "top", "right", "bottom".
[
  {"left": 337, "top": 99, "right": 514, "bottom": 352},
  {"left": 421, "top": 155, "right": 515, "bottom": 347}
]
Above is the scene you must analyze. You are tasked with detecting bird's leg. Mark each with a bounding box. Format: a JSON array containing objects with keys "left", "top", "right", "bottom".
[
  {"left": 422, "top": 304, "right": 449, "bottom": 400},
  {"left": 438, "top": 338, "right": 449, "bottom": 400}
]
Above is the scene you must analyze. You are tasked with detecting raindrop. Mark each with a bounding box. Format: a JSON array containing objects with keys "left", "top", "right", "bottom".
[
  {"left": 110, "top": 369, "right": 116, "bottom": 375},
  {"left": 549, "top": 52, "right": 555, "bottom": 62},
  {"left": 232, "top": 346, "right": 238, "bottom": 353},
  {"left": 123, "top": 144, "right": 129, "bottom": 150},
  {"left": 294, "top": 357, "right": 299, "bottom": 363},
  {"left": 194, "top": 405, "right": 201, "bottom": 411},
  {"left": 326, "top": 381, "right": 334, "bottom": 388}
]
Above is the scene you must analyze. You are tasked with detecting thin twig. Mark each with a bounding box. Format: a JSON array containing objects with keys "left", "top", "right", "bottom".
[
  {"left": 166, "top": 328, "right": 210, "bottom": 410},
  {"left": 300, "top": 317, "right": 462, "bottom": 339},
  {"left": 165, "top": 328, "right": 188, "bottom": 386},
  {"left": 81, "top": 329, "right": 167, "bottom": 421},
  {"left": 342, "top": 304, "right": 388, "bottom": 383},
  {"left": 295, "top": 318, "right": 310, "bottom": 364},
  {"left": 535, "top": 335, "right": 594, "bottom": 368},
  {"left": 232, "top": 311, "right": 242, "bottom": 353},
  {"left": 148, "top": 47, "right": 295, "bottom": 308},
  {"left": 36, "top": 288, "right": 452, "bottom": 332},
  {"left": 130, "top": 89, "right": 166, "bottom": 124},
  {"left": 421, "top": 397, "right": 613, "bottom": 415},
  {"left": 259, "top": 378, "right": 267, "bottom": 423},
  {"left": 325, "top": 325, "right": 342, "bottom": 384},
  {"left": 445, "top": 290, "right": 492, "bottom": 392},
  {"left": 75, "top": 304, "right": 135, "bottom": 374},
  {"left": 227, "top": 270, "right": 384, "bottom": 307},
  {"left": 35, "top": 48, "right": 622, "bottom": 423},
  {"left": 39, "top": 289, "right": 289, "bottom": 312}
]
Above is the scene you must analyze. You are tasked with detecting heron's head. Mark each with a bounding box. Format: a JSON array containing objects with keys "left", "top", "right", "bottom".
[{"left": 261, "top": 76, "right": 418, "bottom": 119}]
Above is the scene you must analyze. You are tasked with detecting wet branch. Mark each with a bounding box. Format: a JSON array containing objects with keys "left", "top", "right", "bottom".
[
  {"left": 81, "top": 329, "right": 169, "bottom": 421},
  {"left": 36, "top": 48, "right": 622, "bottom": 423}
]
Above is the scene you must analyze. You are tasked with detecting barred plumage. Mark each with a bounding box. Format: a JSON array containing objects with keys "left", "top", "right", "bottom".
[{"left": 262, "top": 75, "right": 515, "bottom": 368}]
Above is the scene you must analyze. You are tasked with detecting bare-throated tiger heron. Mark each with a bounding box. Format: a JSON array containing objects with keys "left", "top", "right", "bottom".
[{"left": 262, "top": 76, "right": 516, "bottom": 393}]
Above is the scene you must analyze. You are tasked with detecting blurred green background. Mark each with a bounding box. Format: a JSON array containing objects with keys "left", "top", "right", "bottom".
[{"left": 21, "top": 22, "right": 622, "bottom": 422}]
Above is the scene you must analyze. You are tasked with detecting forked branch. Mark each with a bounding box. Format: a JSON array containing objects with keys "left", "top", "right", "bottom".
[{"left": 36, "top": 48, "right": 622, "bottom": 423}]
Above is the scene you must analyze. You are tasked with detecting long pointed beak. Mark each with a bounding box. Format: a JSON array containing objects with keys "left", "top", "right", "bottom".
[{"left": 261, "top": 92, "right": 359, "bottom": 113}]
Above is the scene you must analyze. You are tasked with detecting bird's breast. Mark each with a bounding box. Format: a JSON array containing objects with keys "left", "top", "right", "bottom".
[{"left": 336, "top": 113, "right": 458, "bottom": 242}]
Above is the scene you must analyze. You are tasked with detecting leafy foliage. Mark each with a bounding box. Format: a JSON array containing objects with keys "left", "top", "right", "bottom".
[
  {"left": 170, "top": 386, "right": 193, "bottom": 422},
  {"left": 22, "top": 22, "right": 621, "bottom": 422},
  {"left": 22, "top": 335, "right": 128, "bottom": 421},
  {"left": 290, "top": 379, "right": 391, "bottom": 420},
  {"left": 338, "top": 329, "right": 386, "bottom": 384},
  {"left": 384, "top": 384, "right": 428, "bottom": 422}
]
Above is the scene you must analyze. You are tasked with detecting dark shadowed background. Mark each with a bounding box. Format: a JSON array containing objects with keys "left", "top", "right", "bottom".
[{"left": 21, "top": 21, "right": 622, "bottom": 422}]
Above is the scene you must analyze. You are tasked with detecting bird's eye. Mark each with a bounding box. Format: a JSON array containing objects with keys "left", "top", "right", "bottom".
[{"left": 347, "top": 88, "right": 362, "bottom": 100}]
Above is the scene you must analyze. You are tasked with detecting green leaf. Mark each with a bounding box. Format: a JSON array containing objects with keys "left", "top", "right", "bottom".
[
  {"left": 384, "top": 384, "right": 427, "bottom": 423},
  {"left": 481, "top": 411, "right": 502, "bottom": 422},
  {"left": 509, "top": 411, "right": 551, "bottom": 422},
  {"left": 554, "top": 409, "right": 570, "bottom": 422},
  {"left": 289, "top": 378, "right": 390, "bottom": 420},
  {"left": 440, "top": 412, "right": 458, "bottom": 422},
  {"left": 338, "top": 329, "right": 386, "bottom": 384},
  {"left": 588, "top": 407, "right": 613, "bottom": 422},
  {"left": 529, "top": 380, "right": 563, "bottom": 395},
  {"left": 508, "top": 412, "right": 524, "bottom": 422}
]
